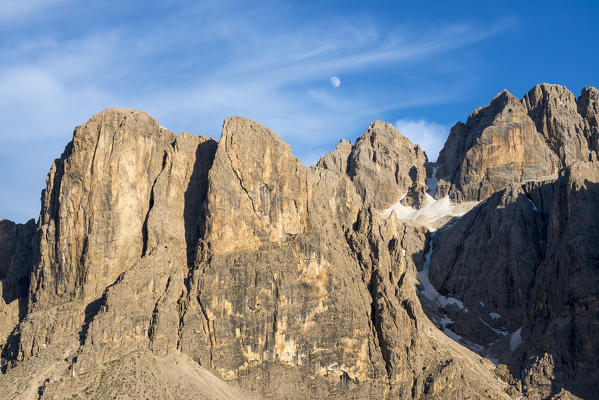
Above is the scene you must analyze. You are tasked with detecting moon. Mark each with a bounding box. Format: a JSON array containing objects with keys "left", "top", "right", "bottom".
[{"left": 330, "top": 76, "right": 341, "bottom": 88}]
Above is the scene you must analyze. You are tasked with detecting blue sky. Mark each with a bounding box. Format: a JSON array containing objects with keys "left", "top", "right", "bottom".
[{"left": 1, "top": 0, "right": 598, "bottom": 222}]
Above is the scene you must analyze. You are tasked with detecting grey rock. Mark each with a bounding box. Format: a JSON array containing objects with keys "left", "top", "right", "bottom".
[
  {"left": 317, "top": 138, "right": 352, "bottom": 175},
  {"left": 577, "top": 86, "right": 599, "bottom": 155},
  {"left": 0, "top": 219, "right": 35, "bottom": 351},
  {"left": 0, "top": 110, "right": 512, "bottom": 399},
  {"left": 435, "top": 84, "right": 599, "bottom": 204}
]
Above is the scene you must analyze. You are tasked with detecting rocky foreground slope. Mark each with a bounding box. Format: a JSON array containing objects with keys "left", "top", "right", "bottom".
[{"left": 0, "top": 83, "right": 597, "bottom": 399}]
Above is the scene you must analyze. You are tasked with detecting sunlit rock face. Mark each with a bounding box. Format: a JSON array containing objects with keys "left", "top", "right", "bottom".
[
  {"left": 577, "top": 86, "right": 599, "bottom": 153},
  {"left": 0, "top": 108, "right": 513, "bottom": 400},
  {"left": 435, "top": 89, "right": 558, "bottom": 202},
  {"left": 435, "top": 84, "right": 599, "bottom": 204},
  {"left": 522, "top": 83, "right": 590, "bottom": 166},
  {"left": 180, "top": 116, "right": 508, "bottom": 399},
  {"left": 31, "top": 108, "right": 180, "bottom": 308}
]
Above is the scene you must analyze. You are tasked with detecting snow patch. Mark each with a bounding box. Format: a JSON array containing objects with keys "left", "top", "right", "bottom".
[
  {"left": 486, "top": 356, "right": 499, "bottom": 365},
  {"left": 439, "top": 315, "right": 453, "bottom": 327},
  {"left": 381, "top": 193, "right": 476, "bottom": 230},
  {"left": 418, "top": 238, "right": 468, "bottom": 311},
  {"left": 479, "top": 301, "right": 485, "bottom": 307},
  {"left": 510, "top": 327, "right": 523, "bottom": 351},
  {"left": 466, "top": 342, "right": 485, "bottom": 353},
  {"left": 489, "top": 312, "right": 501, "bottom": 320}
]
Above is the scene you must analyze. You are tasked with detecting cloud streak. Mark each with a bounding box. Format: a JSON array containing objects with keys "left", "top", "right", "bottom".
[{"left": 0, "top": 2, "right": 508, "bottom": 221}]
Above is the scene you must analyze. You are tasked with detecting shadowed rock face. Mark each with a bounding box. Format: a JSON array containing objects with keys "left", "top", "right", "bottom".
[
  {"left": 0, "top": 219, "right": 35, "bottom": 351},
  {"left": 428, "top": 161, "right": 599, "bottom": 399},
  {"left": 524, "top": 162, "right": 599, "bottom": 399}
]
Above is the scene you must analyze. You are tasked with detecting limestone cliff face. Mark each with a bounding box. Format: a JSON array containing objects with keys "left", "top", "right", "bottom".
[
  {"left": 31, "top": 108, "right": 179, "bottom": 308},
  {"left": 319, "top": 120, "right": 428, "bottom": 208},
  {"left": 2, "top": 109, "right": 218, "bottom": 386},
  {"left": 522, "top": 84, "right": 590, "bottom": 166},
  {"left": 204, "top": 117, "right": 360, "bottom": 254},
  {"left": 577, "top": 86, "right": 599, "bottom": 154},
  {"left": 316, "top": 138, "right": 352, "bottom": 175},
  {"left": 178, "top": 116, "right": 507, "bottom": 398},
  {"left": 524, "top": 162, "right": 599, "bottom": 399},
  {"left": 1, "top": 83, "right": 598, "bottom": 399}
]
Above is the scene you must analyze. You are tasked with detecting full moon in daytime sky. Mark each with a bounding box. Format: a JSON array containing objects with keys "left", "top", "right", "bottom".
[{"left": 330, "top": 76, "right": 341, "bottom": 87}]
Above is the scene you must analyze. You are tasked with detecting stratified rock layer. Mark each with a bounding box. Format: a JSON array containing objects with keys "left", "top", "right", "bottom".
[
  {"left": 178, "top": 116, "right": 508, "bottom": 398},
  {"left": 436, "top": 90, "right": 558, "bottom": 201},
  {"left": 522, "top": 84, "right": 590, "bottom": 166},
  {"left": 577, "top": 86, "right": 599, "bottom": 154}
]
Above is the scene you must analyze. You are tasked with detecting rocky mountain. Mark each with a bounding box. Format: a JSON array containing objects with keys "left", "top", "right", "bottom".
[
  {"left": 0, "top": 83, "right": 597, "bottom": 399},
  {"left": 428, "top": 161, "right": 599, "bottom": 399},
  {"left": 318, "top": 120, "right": 428, "bottom": 208},
  {"left": 435, "top": 84, "right": 599, "bottom": 203}
]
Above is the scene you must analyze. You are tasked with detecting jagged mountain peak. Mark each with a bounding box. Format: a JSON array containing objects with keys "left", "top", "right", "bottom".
[
  {"left": 522, "top": 83, "right": 578, "bottom": 110},
  {"left": 360, "top": 119, "right": 423, "bottom": 151},
  {"left": 435, "top": 82, "right": 599, "bottom": 203},
  {"left": 491, "top": 88, "right": 519, "bottom": 103},
  {"left": 577, "top": 86, "right": 599, "bottom": 146},
  {"left": 317, "top": 119, "right": 429, "bottom": 210}
]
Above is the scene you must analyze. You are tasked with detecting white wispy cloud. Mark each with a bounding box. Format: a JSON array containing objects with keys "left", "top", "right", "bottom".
[
  {"left": 0, "top": 0, "right": 69, "bottom": 23},
  {"left": 394, "top": 119, "right": 449, "bottom": 162}
]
